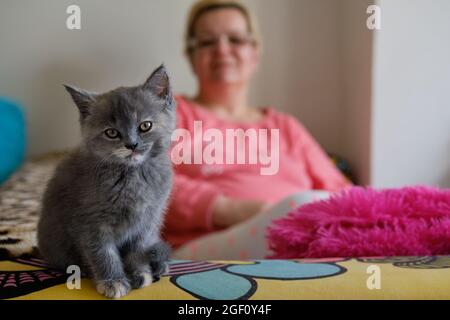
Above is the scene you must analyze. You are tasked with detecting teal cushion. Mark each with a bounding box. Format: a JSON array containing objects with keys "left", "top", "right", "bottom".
[{"left": 0, "top": 97, "right": 26, "bottom": 185}]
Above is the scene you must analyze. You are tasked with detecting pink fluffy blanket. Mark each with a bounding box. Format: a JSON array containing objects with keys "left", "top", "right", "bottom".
[{"left": 267, "top": 186, "right": 450, "bottom": 259}]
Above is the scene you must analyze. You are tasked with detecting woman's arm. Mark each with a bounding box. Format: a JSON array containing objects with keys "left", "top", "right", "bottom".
[
  {"left": 286, "top": 116, "right": 352, "bottom": 191},
  {"left": 165, "top": 172, "right": 223, "bottom": 233},
  {"left": 166, "top": 172, "right": 268, "bottom": 232},
  {"left": 211, "top": 195, "right": 268, "bottom": 228},
  {"left": 302, "top": 131, "right": 352, "bottom": 191}
]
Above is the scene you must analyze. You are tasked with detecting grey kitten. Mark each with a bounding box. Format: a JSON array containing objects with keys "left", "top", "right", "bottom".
[{"left": 38, "top": 65, "right": 175, "bottom": 299}]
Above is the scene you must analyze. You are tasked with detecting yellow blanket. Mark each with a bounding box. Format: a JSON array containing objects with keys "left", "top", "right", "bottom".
[{"left": 1, "top": 256, "right": 449, "bottom": 300}]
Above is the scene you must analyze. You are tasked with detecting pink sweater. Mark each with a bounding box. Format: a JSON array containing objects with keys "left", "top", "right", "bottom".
[{"left": 163, "top": 96, "right": 351, "bottom": 248}]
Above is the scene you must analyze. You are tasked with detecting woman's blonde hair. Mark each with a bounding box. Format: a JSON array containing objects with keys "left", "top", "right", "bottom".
[{"left": 185, "top": 0, "right": 262, "bottom": 54}]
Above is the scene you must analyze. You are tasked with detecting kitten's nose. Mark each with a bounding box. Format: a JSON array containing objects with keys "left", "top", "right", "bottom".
[{"left": 125, "top": 143, "right": 138, "bottom": 151}]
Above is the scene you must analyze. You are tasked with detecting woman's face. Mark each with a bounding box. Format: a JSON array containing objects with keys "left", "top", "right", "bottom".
[{"left": 189, "top": 8, "right": 260, "bottom": 87}]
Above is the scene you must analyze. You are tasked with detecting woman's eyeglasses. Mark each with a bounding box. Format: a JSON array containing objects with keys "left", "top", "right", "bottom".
[{"left": 188, "top": 34, "right": 255, "bottom": 51}]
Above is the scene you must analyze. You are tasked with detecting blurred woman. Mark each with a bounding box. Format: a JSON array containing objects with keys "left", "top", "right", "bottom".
[{"left": 162, "top": 0, "right": 351, "bottom": 258}]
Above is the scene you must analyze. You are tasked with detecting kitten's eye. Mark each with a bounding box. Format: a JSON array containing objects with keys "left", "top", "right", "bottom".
[
  {"left": 139, "top": 121, "right": 153, "bottom": 133},
  {"left": 104, "top": 128, "right": 120, "bottom": 139}
]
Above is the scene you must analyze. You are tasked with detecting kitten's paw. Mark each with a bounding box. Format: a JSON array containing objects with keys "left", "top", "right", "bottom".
[
  {"left": 96, "top": 279, "right": 130, "bottom": 299},
  {"left": 150, "top": 261, "right": 169, "bottom": 282},
  {"left": 129, "top": 271, "right": 153, "bottom": 289},
  {"left": 148, "top": 240, "right": 171, "bottom": 282}
]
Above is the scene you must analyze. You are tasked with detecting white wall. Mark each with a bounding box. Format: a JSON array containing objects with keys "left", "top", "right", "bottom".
[
  {"left": 371, "top": 0, "right": 450, "bottom": 188},
  {"left": 339, "top": 0, "right": 373, "bottom": 186}
]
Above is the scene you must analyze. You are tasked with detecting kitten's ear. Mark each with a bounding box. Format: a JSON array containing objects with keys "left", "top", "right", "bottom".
[
  {"left": 143, "top": 64, "right": 174, "bottom": 108},
  {"left": 63, "top": 84, "right": 96, "bottom": 120}
]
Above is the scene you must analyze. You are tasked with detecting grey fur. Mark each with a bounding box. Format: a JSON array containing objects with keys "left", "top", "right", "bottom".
[{"left": 38, "top": 65, "right": 175, "bottom": 298}]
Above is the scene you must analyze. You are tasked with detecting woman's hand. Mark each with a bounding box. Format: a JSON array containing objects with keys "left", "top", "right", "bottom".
[{"left": 212, "top": 195, "right": 269, "bottom": 228}]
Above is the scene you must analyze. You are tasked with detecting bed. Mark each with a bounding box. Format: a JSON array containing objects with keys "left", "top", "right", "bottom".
[{"left": 1, "top": 155, "right": 449, "bottom": 300}]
